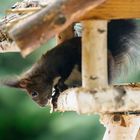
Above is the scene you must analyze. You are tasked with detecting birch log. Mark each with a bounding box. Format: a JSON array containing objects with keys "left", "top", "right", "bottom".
[
  {"left": 56, "top": 86, "right": 140, "bottom": 113},
  {"left": 82, "top": 20, "right": 109, "bottom": 140}
]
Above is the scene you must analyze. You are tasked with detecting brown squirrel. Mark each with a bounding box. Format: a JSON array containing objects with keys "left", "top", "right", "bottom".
[{"left": 3, "top": 20, "right": 140, "bottom": 107}]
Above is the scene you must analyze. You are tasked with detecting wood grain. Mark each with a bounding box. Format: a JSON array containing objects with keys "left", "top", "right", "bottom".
[
  {"left": 82, "top": 20, "right": 108, "bottom": 88},
  {"left": 82, "top": 0, "right": 140, "bottom": 20},
  {"left": 9, "top": 0, "right": 105, "bottom": 56}
]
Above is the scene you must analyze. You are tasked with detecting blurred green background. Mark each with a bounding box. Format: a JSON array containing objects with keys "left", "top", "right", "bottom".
[{"left": 0, "top": 1, "right": 105, "bottom": 140}]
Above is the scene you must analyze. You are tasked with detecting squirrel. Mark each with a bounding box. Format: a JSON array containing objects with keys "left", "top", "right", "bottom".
[{"left": 3, "top": 20, "right": 140, "bottom": 107}]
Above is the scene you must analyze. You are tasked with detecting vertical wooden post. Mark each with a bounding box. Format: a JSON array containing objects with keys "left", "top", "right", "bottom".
[
  {"left": 82, "top": 19, "right": 108, "bottom": 139},
  {"left": 56, "top": 24, "right": 74, "bottom": 44},
  {"left": 82, "top": 20, "right": 108, "bottom": 89}
]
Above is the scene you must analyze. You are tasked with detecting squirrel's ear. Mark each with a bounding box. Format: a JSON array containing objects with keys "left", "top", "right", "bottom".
[{"left": 2, "top": 78, "right": 31, "bottom": 89}]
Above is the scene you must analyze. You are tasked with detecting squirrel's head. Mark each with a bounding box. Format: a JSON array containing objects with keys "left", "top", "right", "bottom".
[{"left": 3, "top": 76, "right": 53, "bottom": 107}]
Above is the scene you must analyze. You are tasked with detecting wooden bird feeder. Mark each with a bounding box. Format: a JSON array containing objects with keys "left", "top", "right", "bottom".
[{"left": 0, "top": 0, "right": 140, "bottom": 140}]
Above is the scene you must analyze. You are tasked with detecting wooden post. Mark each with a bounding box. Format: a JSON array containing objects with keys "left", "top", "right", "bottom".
[
  {"left": 82, "top": 19, "right": 108, "bottom": 138},
  {"left": 82, "top": 20, "right": 108, "bottom": 88}
]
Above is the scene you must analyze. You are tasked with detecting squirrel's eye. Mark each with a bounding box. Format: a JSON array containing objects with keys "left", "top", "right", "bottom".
[{"left": 31, "top": 91, "right": 38, "bottom": 98}]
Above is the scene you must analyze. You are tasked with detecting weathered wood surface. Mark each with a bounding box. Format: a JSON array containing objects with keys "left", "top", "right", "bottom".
[
  {"left": 82, "top": 20, "right": 108, "bottom": 88},
  {"left": 56, "top": 24, "right": 74, "bottom": 44},
  {"left": 0, "top": 41, "right": 20, "bottom": 53},
  {"left": 0, "top": 0, "right": 43, "bottom": 54},
  {"left": 56, "top": 85, "right": 140, "bottom": 113},
  {"left": 82, "top": 0, "right": 140, "bottom": 20},
  {"left": 102, "top": 115, "right": 140, "bottom": 140},
  {"left": 2, "top": 0, "right": 140, "bottom": 55},
  {"left": 8, "top": 0, "right": 105, "bottom": 56},
  {"left": 136, "top": 128, "right": 140, "bottom": 140}
]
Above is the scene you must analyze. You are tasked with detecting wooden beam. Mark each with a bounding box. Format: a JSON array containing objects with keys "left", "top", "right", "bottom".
[
  {"left": 8, "top": 0, "right": 105, "bottom": 56},
  {"left": 81, "top": 0, "right": 140, "bottom": 20},
  {"left": 1, "top": 0, "right": 140, "bottom": 55},
  {"left": 6, "top": 0, "right": 140, "bottom": 55}
]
